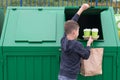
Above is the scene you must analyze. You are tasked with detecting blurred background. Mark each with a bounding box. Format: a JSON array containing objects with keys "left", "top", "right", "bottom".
[{"left": 0, "top": 0, "right": 120, "bottom": 13}]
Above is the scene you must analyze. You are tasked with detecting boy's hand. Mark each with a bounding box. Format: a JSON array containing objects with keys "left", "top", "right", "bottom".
[
  {"left": 77, "top": 3, "right": 90, "bottom": 16},
  {"left": 87, "top": 36, "right": 94, "bottom": 46},
  {"left": 80, "top": 4, "right": 90, "bottom": 11}
]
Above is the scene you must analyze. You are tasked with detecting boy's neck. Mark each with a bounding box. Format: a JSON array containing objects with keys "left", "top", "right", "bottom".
[{"left": 66, "top": 35, "right": 76, "bottom": 40}]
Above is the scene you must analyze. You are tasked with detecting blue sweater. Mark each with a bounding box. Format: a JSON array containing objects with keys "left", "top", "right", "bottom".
[{"left": 59, "top": 14, "right": 90, "bottom": 79}]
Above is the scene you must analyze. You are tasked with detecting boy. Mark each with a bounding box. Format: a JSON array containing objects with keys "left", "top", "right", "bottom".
[{"left": 58, "top": 4, "right": 94, "bottom": 80}]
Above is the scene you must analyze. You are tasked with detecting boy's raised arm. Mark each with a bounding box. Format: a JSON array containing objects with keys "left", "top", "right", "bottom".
[
  {"left": 72, "top": 4, "right": 90, "bottom": 22},
  {"left": 77, "top": 4, "right": 90, "bottom": 16}
]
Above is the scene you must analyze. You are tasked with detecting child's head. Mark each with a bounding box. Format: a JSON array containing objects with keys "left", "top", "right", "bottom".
[{"left": 64, "top": 20, "right": 79, "bottom": 39}]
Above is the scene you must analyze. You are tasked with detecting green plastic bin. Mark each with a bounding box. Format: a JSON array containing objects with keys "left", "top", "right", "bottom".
[
  {"left": 0, "top": 7, "right": 64, "bottom": 80},
  {"left": 65, "top": 7, "right": 118, "bottom": 80},
  {"left": 0, "top": 6, "right": 118, "bottom": 80},
  {"left": 0, "top": 8, "right": 4, "bottom": 80}
]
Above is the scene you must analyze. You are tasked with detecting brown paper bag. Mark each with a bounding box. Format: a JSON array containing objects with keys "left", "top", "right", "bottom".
[{"left": 80, "top": 48, "right": 104, "bottom": 76}]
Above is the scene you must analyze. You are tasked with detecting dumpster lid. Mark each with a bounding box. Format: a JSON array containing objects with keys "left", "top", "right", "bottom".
[{"left": 15, "top": 10, "right": 57, "bottom": 43}]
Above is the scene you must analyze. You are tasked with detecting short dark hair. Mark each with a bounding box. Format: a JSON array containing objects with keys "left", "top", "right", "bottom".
[{"left": 64, "top": 20, "right": 79, "bottom": 34}]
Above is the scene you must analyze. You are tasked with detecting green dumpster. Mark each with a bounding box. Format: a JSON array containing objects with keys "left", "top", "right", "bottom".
[
  {"left": 115, "top": 14, "right": 120, "bottom": 80},
  {"left": 65, "top": 7, "right": 118, "bottom": 80},
  {"left": 0, "top": 6, "right": 118, "bottom": 80},
  {"left": 0, "top": 7, "right": 64, "bottom": 80},
  {"left": 0, "top": 8, "right": 4, "bottom": 80}
]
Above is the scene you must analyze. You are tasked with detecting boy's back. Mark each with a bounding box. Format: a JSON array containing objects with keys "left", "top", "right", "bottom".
[{"left": 60, "top": 35, "right": 90, "bottom": 79}]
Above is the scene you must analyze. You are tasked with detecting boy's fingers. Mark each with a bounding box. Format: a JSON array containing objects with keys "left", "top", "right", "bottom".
[
  {"left": 88, "top": 36, "right": 94, "bottom": 43},
  {"left": 81, "top": 3, "right": 90, "bottom": 11}
]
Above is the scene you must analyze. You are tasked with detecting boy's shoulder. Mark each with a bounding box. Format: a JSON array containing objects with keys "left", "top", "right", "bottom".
[
  {"left": 70, "top": 40, "right": 83, "bottom": 47},
  {"left": 61, "top": 35, "right": 83, "bottom": 47},
  {"left": 70, "top": 39, "right": 81, "bottom": 44}
]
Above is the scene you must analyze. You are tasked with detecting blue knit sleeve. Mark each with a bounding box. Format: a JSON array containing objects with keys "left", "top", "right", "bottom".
[
  {"left": 71, "top": 14, "right": 80, "bottom": 22},
  {"left": 74, "top": 41, "right": 91, "bottom": 59}
]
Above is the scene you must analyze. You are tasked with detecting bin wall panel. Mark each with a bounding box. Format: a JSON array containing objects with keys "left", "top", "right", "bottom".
[
  {"left": 0, "top": 48, "right": 3, "bottom": 80},
  {"left": 118, "top": 53, "right": 120, "bottom": 80},
  {"left": 4, "top": 52, "right": 59, "bottom": 80},
  {"left": 103, "top": 52, "right": 116, "bottom": 80}
]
